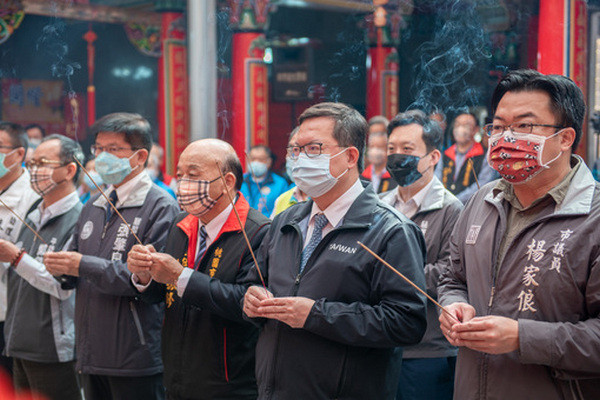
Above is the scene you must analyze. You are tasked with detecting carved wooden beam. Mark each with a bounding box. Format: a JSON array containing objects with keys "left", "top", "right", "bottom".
[{"left": 23, "top": 0, "right": 161, "bottom": 25}]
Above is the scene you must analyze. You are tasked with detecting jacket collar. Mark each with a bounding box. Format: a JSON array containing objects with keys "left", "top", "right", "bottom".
[
  {"left": 444, "top": 142, "right": 485, "bottom": 162},
  {"left": 282, "top": 181, "right": 377, "bottom": 231},
  {"left": 244, "top": 171, "right": 274, "bottom": 186},
  {"left": 92, "top": 172, "right": 153, "bottom": 210},
  {"left": 485, "top": 155, "right": 595, "bottom": 216},
  {"left": 1, "top": 169, "right": 39, "bottom": 208},
  {"left": 417, "top": 176, "right": 448, "bottom": 213}
]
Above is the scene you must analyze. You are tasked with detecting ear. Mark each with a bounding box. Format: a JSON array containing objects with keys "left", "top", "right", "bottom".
[
  {"left": 430, "top": 149, "right": 441, "bottom": 166},
  {"left": 559, "top": 128, "right": 576, "bottom": 151},
  {"left": 225, "top": 171, "right": 237, "bottom": 192},
  {"left": 15, "top": 147, "right": 26, "bottom": 163},
  {"left": 135, "top": 149, "right": 149, "bottom": 167},
  {"left": 346, "top": 147, "right": 360, "bottom": 168},
  {"left": 65, "top": 162, "right": 77, "bottom": 181}
]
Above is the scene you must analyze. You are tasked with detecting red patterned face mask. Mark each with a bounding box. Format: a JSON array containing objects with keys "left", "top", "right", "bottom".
[{"left": 487, "top": 130, "right": 562, "bottom": 184}]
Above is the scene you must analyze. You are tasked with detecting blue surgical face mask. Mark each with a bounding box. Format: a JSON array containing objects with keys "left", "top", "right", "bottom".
[
  {"left": 249, "top": 161, "right": 268, "bottom": 178},
  {"left": 94, "top": 151, "right": 139, "bottom": 186},
  {"left": 83, "top": 170, "right": 104, "bottom": 189},
  {"left": 0, "top": 149, "right": 18, "bottom": 179},
  {"left": 288, "top": 148, "right": 348, "bottom": 198},
  {"left": 285, "top": 157, "right": 294, "bottom": 181}
]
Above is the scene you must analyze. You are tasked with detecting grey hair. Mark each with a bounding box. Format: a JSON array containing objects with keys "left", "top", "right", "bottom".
[{"left": 42, "top": 134, "right": 84, "bottom": 182}]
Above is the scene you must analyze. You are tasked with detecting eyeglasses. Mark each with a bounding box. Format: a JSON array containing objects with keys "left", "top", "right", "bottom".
[
  {"left": 0, "top": 145, "right": 17, "bottom": 151},
  {"left": 286, "top": 143, "right": 334, "bottom": 160},
  {"left": 91, "top": 145, "right": 138, "bottom": 155},
  {"left": 484, "top": 123, "right": 565, "bottom": 137},
  {"left": 25, "top": 159, "right": 68, "bottom": 169}
]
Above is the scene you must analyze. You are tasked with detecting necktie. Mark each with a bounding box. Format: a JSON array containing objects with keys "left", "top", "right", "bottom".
[
  {"left": 105, "top": 190, "right": 119, "bottom": 223},
  {"left": 194, "top": 225, "right": 208, "bottom": 270},
  {"left": 300, "top": 213, "right": 329, "bottom": 274}
]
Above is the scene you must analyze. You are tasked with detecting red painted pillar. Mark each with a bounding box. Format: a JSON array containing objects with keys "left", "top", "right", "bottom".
[
  {"left": 157, "top": 9, "right": 189, "bottom": 176},
  {"left": 231, "top": 32, "right": 269, "bottom": 167},
  {"left": 83, "top": 26, "right": 97, "bottom": 126},
  {"left": 365, "top": 4, "right": 406, "bottom": 120},
  {"left": 537, "top": 0, "right": 587, "bottom": 157}
]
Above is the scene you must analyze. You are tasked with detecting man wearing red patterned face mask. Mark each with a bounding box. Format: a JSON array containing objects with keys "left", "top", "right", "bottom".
[
  {"left": 438, "top": 69, "right": 600, "bottom": 400},
  {"left": 127, "top": 139, "right": 271, "bottom": 399}
]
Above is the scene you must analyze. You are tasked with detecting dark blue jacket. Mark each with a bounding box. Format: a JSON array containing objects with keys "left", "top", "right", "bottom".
[{"left": 249, "top": 183, "right": 428, "bottom": 400}]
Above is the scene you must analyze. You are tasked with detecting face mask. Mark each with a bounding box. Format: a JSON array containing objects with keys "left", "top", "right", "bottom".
[
  {"left": 367, "top": 148, "right": 386, "bottom": 166},
  {"left": 289, "top": 148, "right": 348, "bottom": 198},
  {"left": 387, "top": 153, "right": 428, "bottom": 187},
  {"left": 29, "top": 138, "right": 42, "bottom": 149},
  {"left": 84, "top": 171, "right": 103, "bottom": 189},
  {"left": 177, "top": 177, "right": 222, "bottom": 217},
  {"left": 249, "top": 161, "right": 268, "bottom": 178},
  {"left": 285, "top": 157, "right": 294, "bottom": 180},
  {"left": 0, "top": 149, "right": 18, "bottom": 179},
  {"left": 29, "top": 165, "right": 59, "bottom": 196},
  {"left": 95, "top": 151, "right": 139, "bottom": 186},
  {"left": 487, "top": 130, "right": 562, "bottom": 184}
]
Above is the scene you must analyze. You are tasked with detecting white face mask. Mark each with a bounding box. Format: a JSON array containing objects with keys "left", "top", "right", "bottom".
[{"left": 289, "top": 148, "right": 348, "bottom": 198}]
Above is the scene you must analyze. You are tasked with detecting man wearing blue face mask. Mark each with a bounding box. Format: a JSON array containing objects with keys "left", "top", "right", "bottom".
[
  {"left": 242, "top": 102, "right": 428, "bottom": 400},
  {"left": 380, "top": 110, "right": 463, "bottom": 400},
  {"left": 43, "top": 113, "right": 179, "bottom": 400},
  {"left": 0, "top": 122, "right": 40, "bottom": 375},
  {"left": 240, "top": 144, "right": 289, "bottom": 217}
]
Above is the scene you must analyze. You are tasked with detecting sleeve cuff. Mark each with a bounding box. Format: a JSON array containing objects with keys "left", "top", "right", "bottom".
[
  {"left": 131, "top": 273, "right": 153, "bottom": 292},
  {"left": 177, "top": 268, "right": 194, "bottom": 297},
  {"left": 518, "top": 318, "right": 555, "bottom": 366}
]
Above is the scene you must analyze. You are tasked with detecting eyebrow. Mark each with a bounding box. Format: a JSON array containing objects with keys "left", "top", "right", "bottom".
[{"left": 494, "top": 112, "right": 537, "bottom": 121}]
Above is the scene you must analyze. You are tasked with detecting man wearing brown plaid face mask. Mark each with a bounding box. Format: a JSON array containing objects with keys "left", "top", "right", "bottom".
[{"left": 128, "top": 139, "right": 271, "bottom": 400}]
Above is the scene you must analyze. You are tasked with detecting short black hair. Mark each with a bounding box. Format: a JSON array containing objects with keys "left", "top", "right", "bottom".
[
  {"left": 25, "top": 123, "right": 46, "bottom": 137},
  {"left": 387, "top": 110, "right": 443, "bottom": 153},
  {"left": 90, "top": 113, "right": 153, "bottom": 163},
  {"left": 491, "top": 69, "right": 586, "bottom": 150},
  {"left": 368, "top": 115, "right": 389, "bottom": 128},
  {"left": 42, "top": 134, "right": 84, "bottom": 182},
  {"left": 298, "top": 102, "right": 368, "bottom": 172},
  {"left": 0, "top": 122, "right": 27, "bottom": 160}
]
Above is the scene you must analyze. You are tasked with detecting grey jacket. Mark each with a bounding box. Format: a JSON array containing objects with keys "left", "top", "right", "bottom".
[
  {"left": 69, "top": 173, "right": 180, "bottom": 376},
  {"left": 438, "top": 156, "right": 600, "bottom": 400},
  {"left": 4, "top": 194, "right": 81, "bottom": 363},
  {"left": 381, "top": 176, "right": 462, "bottom": 358}
]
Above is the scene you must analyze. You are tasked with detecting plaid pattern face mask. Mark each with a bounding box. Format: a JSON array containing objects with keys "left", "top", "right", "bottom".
[
  {"left": 29, "top": 165, "right": 59, "bottom": 196},
  {"left": 177, "top": 177, "right": 221, "bottom": 217}
]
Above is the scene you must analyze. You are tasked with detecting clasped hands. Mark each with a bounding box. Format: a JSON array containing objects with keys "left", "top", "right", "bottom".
[
  {"left": 243, "top": 285, "right": 315, "bottom": 329},
  {"left": 127, "top": 244, "right": 184, "bottom": 286},
  {"left": 439, "top": 302, "right": 520, "bottom": 355}
]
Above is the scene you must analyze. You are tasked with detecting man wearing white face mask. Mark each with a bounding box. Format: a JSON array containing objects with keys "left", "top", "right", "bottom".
[
  {"left": 0, "top": 134, "right": 83, "bottom": 400},
  {"left": 127, "top": 139, "right": 270, "bottom": 399},
  {"left": 43, "top": 113, "right": 179, "bottom": 400},
  {"left": 243, "top": 102, "right": 428, "bottom": 400},
  {"left": 438, "top": 70, "right": 600, "bottom": 399},
  {"left": 240, "top": 145, "right": 289, "bottom": 217},
  {"left": 0, "top": 122, "right": 40, "bottom": 375}
]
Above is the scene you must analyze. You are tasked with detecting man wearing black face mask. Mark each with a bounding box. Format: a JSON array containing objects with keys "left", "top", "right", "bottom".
[
  {"left": 127, "top": 139, "right": 271, "bottom": 400},
  {"left": 381, "top": 110, "right": 463, "bottom": 400}
]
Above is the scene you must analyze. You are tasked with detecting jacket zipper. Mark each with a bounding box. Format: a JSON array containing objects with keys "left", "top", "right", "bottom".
[
  {"left": 129, "top": 301, "right": 146, "bottom": 345},
  {"left": 223, "top": 327, "right": 229, "bottom": 382}
]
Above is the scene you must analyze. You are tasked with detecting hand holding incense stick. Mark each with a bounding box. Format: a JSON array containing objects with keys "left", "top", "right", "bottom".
[
  {"left": 357, "top": 241, "right": 460, "bottom": 324},
  {"left": 215, "top": 161, "right": 268, "bottom": 292}
]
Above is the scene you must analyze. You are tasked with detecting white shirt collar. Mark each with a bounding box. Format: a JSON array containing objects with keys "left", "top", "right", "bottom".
[
  {"left": 199, "top": 203, "right": 233, "bottom": 245},
  {"left": 35, "top": 191, "right": 80, "bottom": 228},
  {"left": 395, "top": 176, "right": 434, "bottom": 209},
  {"left": 309, "top": 178, "right": 364, "bottom": 228},
  {"left": 109, "top": 170, "right": 145, "bottom": 207}
]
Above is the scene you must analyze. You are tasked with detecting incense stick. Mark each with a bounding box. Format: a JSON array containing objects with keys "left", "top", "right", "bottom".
[
  {"left": 72, "top": 156, "right": 142, "bottom": 245},
  {"left": 468, "top": 158, "right": 480, "bottom": 190},
  {"left": 357, "top": 241, "right": 460, "bottom": 324},
  {"left": 0, "top": 197, "right": 47, "bottom": 245},
  {"left": 215, "top": 161, "right": 268, "bottom": 292}
]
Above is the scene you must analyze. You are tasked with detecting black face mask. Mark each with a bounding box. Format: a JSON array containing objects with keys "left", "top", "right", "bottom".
[{"left": 387, "top": 153, "right": 426, "bottom": 187}]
